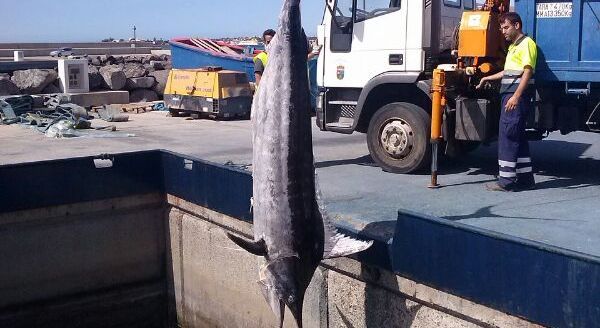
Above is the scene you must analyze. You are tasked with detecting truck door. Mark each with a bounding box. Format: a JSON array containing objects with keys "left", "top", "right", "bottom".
[{"left": 322, "top": 0, "right": 408, "bottom": 89}]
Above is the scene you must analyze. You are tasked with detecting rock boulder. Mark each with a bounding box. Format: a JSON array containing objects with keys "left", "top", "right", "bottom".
[
  {"left": 89, "top": 71, "right": 105, "bottom": 91},
  {"left": 148, "top": 61, "right": 166, "bottom": 70},
  {"left": 122, "top": 63, "right": 147, "bottom": 78},
  {"left": 11, "top": 69, "right": 58, "bottom": 94},
  {"left": 130, "top": 89, "right": 158, "bottom": 102},
  {"left": 148, "top": 69, "right": 170, "bottom": 96},
  {"left": 41, "top": 83, "right": 61, "bottom": 94},
  {"left": 125, "top": 77, "right": 156, "bottom": 90},
  {"left": 0, "top": 79, "right": 20, "bottom": 96},
  {"left": 114, "top": 56, "right": 125, "bottom": 65},
  {"left": 102, "top": 55, "right": 116, "bottom": 65},
  {"left": 90, "top": 56, "right": 103, "bottom": 66},
  {"left": 124, "top": 55, "right": 143, "bottom": 63},
  {"left": 99, "top": 65, "right": 126, "bottom": 90},
  {"left": 144, "top": 65, "right": 156, "bottom": 74}
]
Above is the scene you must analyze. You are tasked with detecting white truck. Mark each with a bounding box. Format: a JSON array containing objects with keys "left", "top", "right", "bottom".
[
  {"left": 317, "top": 0, "right": 516, "bottom": 173},
  {"left": 315, "top": 0, "right": 600, "bottom": 176},
  {"left": 315, "top": 0, "right": 477, "bottom": 173}
]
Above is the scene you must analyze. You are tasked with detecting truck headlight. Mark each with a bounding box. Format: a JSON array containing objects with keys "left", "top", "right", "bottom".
[{"left": 317, "top": 93, "right": 324, "bottom": 111}]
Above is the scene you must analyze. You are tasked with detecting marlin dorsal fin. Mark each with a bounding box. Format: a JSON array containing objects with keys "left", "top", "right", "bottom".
[{"left": 226, "top": 233, "right": 267, "bottom": 256}]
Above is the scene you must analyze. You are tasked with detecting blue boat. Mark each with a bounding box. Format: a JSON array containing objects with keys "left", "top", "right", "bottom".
[
  {"left": 170, "top": 38, "right": 257, "bottom": 81},
  {"left": 170, "top": 37, "right": 318, "bottom": 108}
]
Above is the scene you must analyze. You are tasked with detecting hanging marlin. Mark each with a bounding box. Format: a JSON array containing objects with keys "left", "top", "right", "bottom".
[{"left": 226, "top": 0, "right": 372, "bottom": 327}]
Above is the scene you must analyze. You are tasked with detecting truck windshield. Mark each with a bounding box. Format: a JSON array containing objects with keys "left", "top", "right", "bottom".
[{"left": 355, "top": 0, "right": 401, "bottom": 22}]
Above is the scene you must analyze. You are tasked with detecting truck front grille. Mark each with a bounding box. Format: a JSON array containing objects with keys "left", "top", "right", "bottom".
[{"left": 341, "top": 105, "right": 356, "bottom": 118}]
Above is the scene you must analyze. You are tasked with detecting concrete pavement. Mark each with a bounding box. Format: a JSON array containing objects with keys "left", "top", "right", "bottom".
[{"left": 1, "top": 111, "right": 599, "bottom": 258}]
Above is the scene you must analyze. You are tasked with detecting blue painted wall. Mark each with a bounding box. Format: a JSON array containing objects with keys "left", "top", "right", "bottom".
[{"left": 2, "top": 151, "right": 599, "bottom": 327}]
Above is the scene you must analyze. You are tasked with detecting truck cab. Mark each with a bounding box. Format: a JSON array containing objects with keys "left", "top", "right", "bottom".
[{"left": 316, "top": 0, "right": 480, "bottom": 173}]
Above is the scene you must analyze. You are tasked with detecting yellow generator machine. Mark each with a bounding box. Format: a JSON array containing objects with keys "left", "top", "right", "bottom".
[{"left": 164, "top": 66, "right": 253, "bottom": 119}]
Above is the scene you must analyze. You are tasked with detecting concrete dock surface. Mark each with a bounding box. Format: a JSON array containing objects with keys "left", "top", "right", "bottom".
[{"left": 1, "top": 111, "right": 599, "bottom": 258}]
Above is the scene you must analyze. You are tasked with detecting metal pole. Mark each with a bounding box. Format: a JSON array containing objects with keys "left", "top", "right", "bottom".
[
  {"left": 428, "top": 69, "right": 445, "bottom": 189},
  {"left": 430, "top": 142, "right": 439, "bottom": 188}
]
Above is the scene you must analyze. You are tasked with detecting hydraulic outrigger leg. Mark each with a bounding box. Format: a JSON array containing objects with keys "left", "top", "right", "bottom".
[{"left": 429, "top": 69, "right": 446, "bottom": 189}]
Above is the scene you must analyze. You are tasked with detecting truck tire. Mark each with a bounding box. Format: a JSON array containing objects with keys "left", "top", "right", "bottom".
[{"left": 367, "top": 102, "right": 431, "bottom": 174}]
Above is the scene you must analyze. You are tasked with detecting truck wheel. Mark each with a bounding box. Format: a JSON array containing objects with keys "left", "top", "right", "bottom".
[{"left": 367, "top": 102, "right": 431, "bottom": 174}]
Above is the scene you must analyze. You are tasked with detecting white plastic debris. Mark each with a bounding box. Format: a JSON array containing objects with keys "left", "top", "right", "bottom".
[{"left": 45, "top": 120, "right": 77, "bottom": 138}]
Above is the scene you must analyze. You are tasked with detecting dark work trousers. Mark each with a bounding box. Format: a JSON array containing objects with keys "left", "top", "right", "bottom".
[{"left": 498, "top": 92, "right": 535, "bottom": 189}]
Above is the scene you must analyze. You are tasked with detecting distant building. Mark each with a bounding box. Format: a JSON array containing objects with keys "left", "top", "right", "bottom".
[{"left": 237, "top": 39, "right": 260, "bottom": 46}]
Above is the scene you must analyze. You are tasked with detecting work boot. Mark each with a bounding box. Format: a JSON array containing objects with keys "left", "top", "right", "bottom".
[
  {"left": 485, "top": 182, "right": 511, "bottom": 192},
  {"left": 516, "top": 176, "right": 536, "bottom": 191},
  {"left": 516, "top": 183, "right": 536, "bottom": 191}
]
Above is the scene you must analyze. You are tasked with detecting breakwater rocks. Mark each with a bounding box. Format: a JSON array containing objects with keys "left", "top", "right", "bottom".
[{"left": 0, "top": 55, "right": 171, "bottom": 102}]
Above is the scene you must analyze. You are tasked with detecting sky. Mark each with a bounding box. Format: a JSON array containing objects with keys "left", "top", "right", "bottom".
[{"left": 1, "top": 0, "right": 326, "bottom": 42}]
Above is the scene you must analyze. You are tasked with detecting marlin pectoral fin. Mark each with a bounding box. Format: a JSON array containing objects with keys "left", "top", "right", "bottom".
[
  {"left": 319, "top": 210, "right": 373, "bottom": 259},
  {"left": 315, "top": 182, "right": 373, "bottom": 259},
  {"left": 226, "top": 233, "right": 267, "bottom": 256},
  {"left": 323, "top": 232, "right": 373, "bottom": 259}
]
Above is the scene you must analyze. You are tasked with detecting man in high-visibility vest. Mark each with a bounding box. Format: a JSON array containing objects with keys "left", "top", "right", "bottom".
[
  {"left": 254, "top": 29, "right": 322, "bottom": 87},
  {"left": 477, "top": 12, "right": 537, "bottom": 191},
  {"left": 254, "top": 29, "right": 276, "bottom": 86}
]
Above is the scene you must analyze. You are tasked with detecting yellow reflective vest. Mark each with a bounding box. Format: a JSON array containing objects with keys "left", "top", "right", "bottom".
[
  {"left": 254, "top": 52, "right": 268, "bottom": 70},
  {"left": 501, "top": 36, "right": 538, "bottom": 93},
  {"left": 504, "top": 36, "right": 537, "bottom": 73}
]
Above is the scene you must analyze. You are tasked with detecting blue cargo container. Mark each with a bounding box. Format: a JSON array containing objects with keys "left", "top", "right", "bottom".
[
  {"left": 517, "top": 0, "right": 600, "bottom": 82},
  {"left": 513, "top": 0, "right": 600, "bottom": 134}
]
